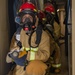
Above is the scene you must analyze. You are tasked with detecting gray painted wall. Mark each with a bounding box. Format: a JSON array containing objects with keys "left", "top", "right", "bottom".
[{"left": 0, "top": 0, "right": 10, "bottom": 75}]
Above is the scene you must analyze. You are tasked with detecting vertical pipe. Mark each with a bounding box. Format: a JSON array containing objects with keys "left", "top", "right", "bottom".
[
  {"left": 38, "top": 0, "right": 44, "bottom": 10},
  {"left": 72, "top": 0, "right": 75, "bottom": 75},
  {"left": 59, "top": 10, "right": 65, "bottom": 36}
]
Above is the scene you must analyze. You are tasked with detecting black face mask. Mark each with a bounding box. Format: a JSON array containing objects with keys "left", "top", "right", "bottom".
[
  {"left": 22, "top": 18, "right": 35, "bottom": 31},
  {"left": 46, "top": 12, "right": 55, "bottom": 26}
]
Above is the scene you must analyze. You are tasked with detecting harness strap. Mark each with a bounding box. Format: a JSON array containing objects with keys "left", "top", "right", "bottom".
[
  {"left": 15, "top": 27, "right": 22, "bottom": 48},
  {"left": 28, "top": 25, "right": 42, "bottom": 48},
  {"left": 35, "top": 25, "right": 42, "bottom": 45}
]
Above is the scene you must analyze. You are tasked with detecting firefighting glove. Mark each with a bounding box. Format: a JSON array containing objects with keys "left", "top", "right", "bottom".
[
  {"left": 6, "top": 47, "right": 27, "bottom": 66},
  {"left": 26, "top": 60, "right": 47, "bottom": 75},
  {"left": 6, "top": 47, "right": 19, "bottom": 63},
  {"left": 6, "top": 54, "right": 13, "bottom": 63}
]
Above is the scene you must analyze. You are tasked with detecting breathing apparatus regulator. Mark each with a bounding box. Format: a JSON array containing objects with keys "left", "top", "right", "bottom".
[{"left": 15, "top": 2, "right": 38, "bottom": 31}]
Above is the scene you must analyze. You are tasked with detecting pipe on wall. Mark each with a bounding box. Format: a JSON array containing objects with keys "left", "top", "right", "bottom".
[{"left": 72, "top": 0, "right": 75, "bottom": 75}]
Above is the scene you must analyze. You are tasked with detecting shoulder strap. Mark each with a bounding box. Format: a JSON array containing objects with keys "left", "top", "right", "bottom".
[
  {"left": 28, "top": 25, "right": 42, "bottom": 48},
  {"left": 15, "top": 27, "right": 22, "bottom": 48},
  {"left": 35, "top": 25, "right": 42, "bottom": 45}
]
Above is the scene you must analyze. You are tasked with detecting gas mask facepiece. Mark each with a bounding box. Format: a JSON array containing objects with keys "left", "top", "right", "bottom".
[
  {"left": 45, "top": 12, "right": 55, "bottom": 26},
  {"left": 23, "top": 18, "right": 35, "bottom": 31},
  {"left": 15, "top": 14, "right": 36, "bottom": 33}
]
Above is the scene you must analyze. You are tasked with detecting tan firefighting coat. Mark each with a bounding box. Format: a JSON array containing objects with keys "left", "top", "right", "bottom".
[
  {"left": 7, "top": 29, "right": 50, "bottom": 75},
  {"left": 45, "top": 21, "right": 61, "bottom": 65},
  {"left": 54, "top": 21, "right": 61, "bottom": 40}
]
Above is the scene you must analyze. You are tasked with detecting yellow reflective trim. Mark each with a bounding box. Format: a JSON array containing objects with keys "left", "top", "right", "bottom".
[
  {"left": 42, "top": 18, "right": 46, "bottom": 21},
  {"left": 26, "top": 48, "right": 30, "bottom": 51},
  {"left": 30, "top": 51, "right": 35, "bottom": 60},
  {"left": 22, "top": 47, "right": 25, "bottom": 50},
  {"left": 19, "top": 9, "right": 22, "bottom": 12},
  {"left": 25, "top": 47, "right": 38, "bottom": 51},
  {"left": 33, "top": 9, "right": 37, "bottom": 12},
  {"left": 51, "top": 12, "right": 55, "bottom": 15},
  {"left": 31, "top": 47, "right": 38, "bottom": 51},
  {"left": 52, "top": 64, "right": 61, "bottom": 68}
]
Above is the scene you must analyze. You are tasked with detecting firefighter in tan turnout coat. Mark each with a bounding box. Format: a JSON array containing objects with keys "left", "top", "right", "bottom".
[
  {"left": 6, "top": 2, "right": 50, "bottom": 75},
  {"left": 38, "top": 2, "right": 61, "bottom": 73}
]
